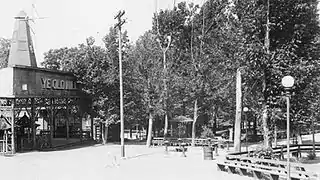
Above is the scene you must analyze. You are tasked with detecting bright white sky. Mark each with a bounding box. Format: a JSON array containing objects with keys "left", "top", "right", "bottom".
[{"left": 0, "top": 0, "right": 203, "bottom": 65}]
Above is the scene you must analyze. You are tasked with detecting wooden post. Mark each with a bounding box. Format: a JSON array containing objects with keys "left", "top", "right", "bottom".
[
  {"left": 234, "top": 68, "right": 242, "bottom": 152},
  {"left": 79, "top": 98, "right": 83, "bottom": 141},
  {"left": 11, "top": 99, "right": 15, "bottom": 154},
  {"left": 66, "top": 98, "right": 69, "bottom": 140},
  {"left": 5, "top": 130, "right": 8, "bottom": 153},
  {"left": 50, "top": 98, "right": 54, "bottom": 147},
  {"left": 2, "top": 133, "right": 4, "bottom": 154},
  {"left": 31, "top": 98, "right": 36, "bottom": 149}
]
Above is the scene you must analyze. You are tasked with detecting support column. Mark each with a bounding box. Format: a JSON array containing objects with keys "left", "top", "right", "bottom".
[
  {"left": 50, "top": 98, "right": 54, "bottom": 147},
  {"left": 79, "top": 98, "right": 83, "bottom": 141},
  {"left": 31, "top": 98, "right": 36, "bottom": 149},
  {"left": 66, "top": 98, "right": 69, "bottom": 140},
  {"left": 11, "top": 99, "right": 15, "bottom": 154}
]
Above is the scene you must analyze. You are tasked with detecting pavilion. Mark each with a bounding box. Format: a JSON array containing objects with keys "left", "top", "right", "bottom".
[{"left": 0, "top": 11, "right": 91, "bottom": 154}]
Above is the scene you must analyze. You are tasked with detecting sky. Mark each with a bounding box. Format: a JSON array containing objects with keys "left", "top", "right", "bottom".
[{"left": 0, "top": 0, "right": 204, "bottom": 65}]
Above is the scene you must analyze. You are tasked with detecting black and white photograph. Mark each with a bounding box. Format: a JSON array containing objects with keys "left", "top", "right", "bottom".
[{"left": 0, "top": 0, "right": 320, "bottom": 179}]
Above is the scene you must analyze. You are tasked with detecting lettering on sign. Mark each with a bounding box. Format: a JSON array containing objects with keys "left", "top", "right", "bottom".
[{"left": 41, "top": 77, "right": 76, "bottom": 90}]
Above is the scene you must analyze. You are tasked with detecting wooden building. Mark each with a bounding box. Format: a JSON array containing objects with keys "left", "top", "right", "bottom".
[{"left": 0, "top": 11, "right": 91, "bottom": 154}]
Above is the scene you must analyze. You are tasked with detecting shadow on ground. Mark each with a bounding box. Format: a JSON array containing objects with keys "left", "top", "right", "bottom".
[{"left": 39, "top": 140, "right": 98, "bottom": 152}]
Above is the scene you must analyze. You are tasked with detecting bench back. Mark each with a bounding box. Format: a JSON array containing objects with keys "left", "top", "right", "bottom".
[
  {"left": 219, "top": 159, "right": 319, "bottom": 180},
  {"left": 226, "top": 154, "right": 317, "bottom": 176}
]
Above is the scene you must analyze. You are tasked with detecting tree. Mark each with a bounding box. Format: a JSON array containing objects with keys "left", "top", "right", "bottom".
[
  {"left": 150, "top": 1, "right": 238, "bottom": 146},
  {"left": 41, "top": 28, "right": 128, "bottom": 144},
  {"left": 129, "top": 31, "right": 163, "bottom": 147},
  {"left": 0, "top": 38, "right": 10, "bottom": 69},
  {"left": 234, "top": 0, "right": 320, "bottom": 148}
]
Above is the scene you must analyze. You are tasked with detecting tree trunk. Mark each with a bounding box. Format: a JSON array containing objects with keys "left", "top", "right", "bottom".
[
  {"left": 263, "top": 0, "right": 271, "bottom": 149},
  {"left": 192, "top": 99, "right": 198, "bottom": 147},
  {"left": 102, "top": 123, "right": 106, "bottom": 145},
  {"left": 274, "top": 125, "right": 277, "bottom": 148},
  {"left": 163, "top": 50, "right": 169, "bottom": 137},
  {"left": 312, "top": 117, "right": 315, "bottom": 155},
  {"left": 297, "top": 133, "right": 302, "bottom": 144},
  {"left": 146, "top": 76, "right": 154, "bottom": 146},
  {"left": 213, "top": 106, "right": 218, "bottom": 135},
  {"left": 156, "top": 116, "right": 160, "bottom": 137},
  {"left": 104, "top": 124, "right": 108, "bottom": 144},
  {"left": 130, "top": 128, "right": 132, "bottom": 139},
  {"left": 262, "top": 104, "right": 271, "bottom": 148},
  {"left": 164, "top": 113, "right": 168, "bottom": 136},
  {"left": 147, "top": 114, "right": 153, "bottom": 147},
  {"left": 253, "top": 115, "right": 257, "bottom": 136},
  {"left": 234, "top": 68, "right": 242, "bottom": 152},
  {"left": 297, "top": 128, "right": 302, "bottom": 144}
]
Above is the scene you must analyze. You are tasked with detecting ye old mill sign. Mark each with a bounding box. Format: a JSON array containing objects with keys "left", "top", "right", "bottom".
[{"left": 40, "top": 77, "right": 77, "bottom": 90}]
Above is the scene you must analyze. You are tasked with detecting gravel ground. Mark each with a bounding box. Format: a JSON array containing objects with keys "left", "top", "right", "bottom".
[
  {"left": 1, "top": 133, "right": 319, "bottom": 180},
  {"left": 0, "top": 145, "right": 250, "bottom": 180}
]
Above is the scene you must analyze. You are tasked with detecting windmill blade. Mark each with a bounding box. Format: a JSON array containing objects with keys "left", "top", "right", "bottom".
[
  {"left": 29, "top": 25, "right": 36, "bottom": 35},
  {"left": 32, "top": 3, "right": 40, "bottom": 18},
  {"left": 27, "top": 17, "right": 49, "bottom": 24},
  {"left": 35, "top": 17, "right": 49, "bottom": 19},
  {"left": 31, "top": 3, "right": 49, "bottom": 22}
]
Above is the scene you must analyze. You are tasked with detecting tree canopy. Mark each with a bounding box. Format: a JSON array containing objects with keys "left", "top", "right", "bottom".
[{"left": 38, "top": 0, "right": 320, "bottom": 147}]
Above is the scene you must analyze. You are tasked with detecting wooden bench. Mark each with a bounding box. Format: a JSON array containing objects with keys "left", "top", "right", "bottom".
[
  {"left": 151, "top": 138, "right": 217, "bottom": 147},
  {"left": 226, "top": 155, "right": 305, "bottom": 170},
  {"left": 238, "top": 156, "right": 311, "bottom": 173},
  {"left": 217, "top": 160, "right": 287, "bottom": 180},
  {"left": 217, "top": 159, "right": 317, "bottom": 180},
  {"left": 222, "top": 155, "right": 319, "bottom": 180},
  {"left": 151, "top": 137, "right": 164, "bottom": 146}
]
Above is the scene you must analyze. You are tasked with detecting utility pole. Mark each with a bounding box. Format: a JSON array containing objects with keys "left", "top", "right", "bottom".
[{"left": 114, "top": 10, "right": 126, "bottom": 158}]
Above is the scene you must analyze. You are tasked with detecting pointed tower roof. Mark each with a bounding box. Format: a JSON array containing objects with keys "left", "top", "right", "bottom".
[
  {"left": 15, "top": 10, "right": 28, "bottom": 19},
  {"left": 7, "top": 10, "right": 37, "bottom": 67}
]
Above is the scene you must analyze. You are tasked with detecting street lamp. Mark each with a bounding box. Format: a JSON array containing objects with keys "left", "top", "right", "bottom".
[
  {"left": 281, "top": 75, "right": 295, "bottom": 180},
  {"left": 243, "top": 107, "right": 249, "bottom": 153}
]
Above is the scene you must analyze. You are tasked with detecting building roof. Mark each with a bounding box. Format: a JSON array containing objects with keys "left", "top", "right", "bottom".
[{"left": 8, "top": 10, "right": 37, "bottom": 68}]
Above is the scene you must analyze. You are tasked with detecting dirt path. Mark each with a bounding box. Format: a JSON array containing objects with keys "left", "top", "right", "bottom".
[{"left": 0, "top": 145, "right": 250, "bottom": 180}]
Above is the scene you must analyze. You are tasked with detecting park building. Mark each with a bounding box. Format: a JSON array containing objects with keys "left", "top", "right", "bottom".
[{"left": 0, "top": 10, "right": 94, "bottom": 154}]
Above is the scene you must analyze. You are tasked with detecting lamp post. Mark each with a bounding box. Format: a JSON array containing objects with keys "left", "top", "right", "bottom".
[
  {"left": 281, "top": 75, "right": 295, "bottom": 180},
  {"left": 243, "top": 107, "right": 249, "bottom": 153}
]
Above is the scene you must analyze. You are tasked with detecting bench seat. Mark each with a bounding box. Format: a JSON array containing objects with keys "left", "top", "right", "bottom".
[{"left": 217, "top": 159, "right": 318, "bottom": 180}]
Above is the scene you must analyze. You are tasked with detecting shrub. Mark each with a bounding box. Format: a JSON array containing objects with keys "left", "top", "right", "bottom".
[
  {"left": 307, "top": 151, "right": 317, "bottom": 160},
  {"left": 200, "top": 125, "right": 215, "bottom": 139},
  {"left": 250, "top": 146, "right": 275, "bottom": 159}
]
